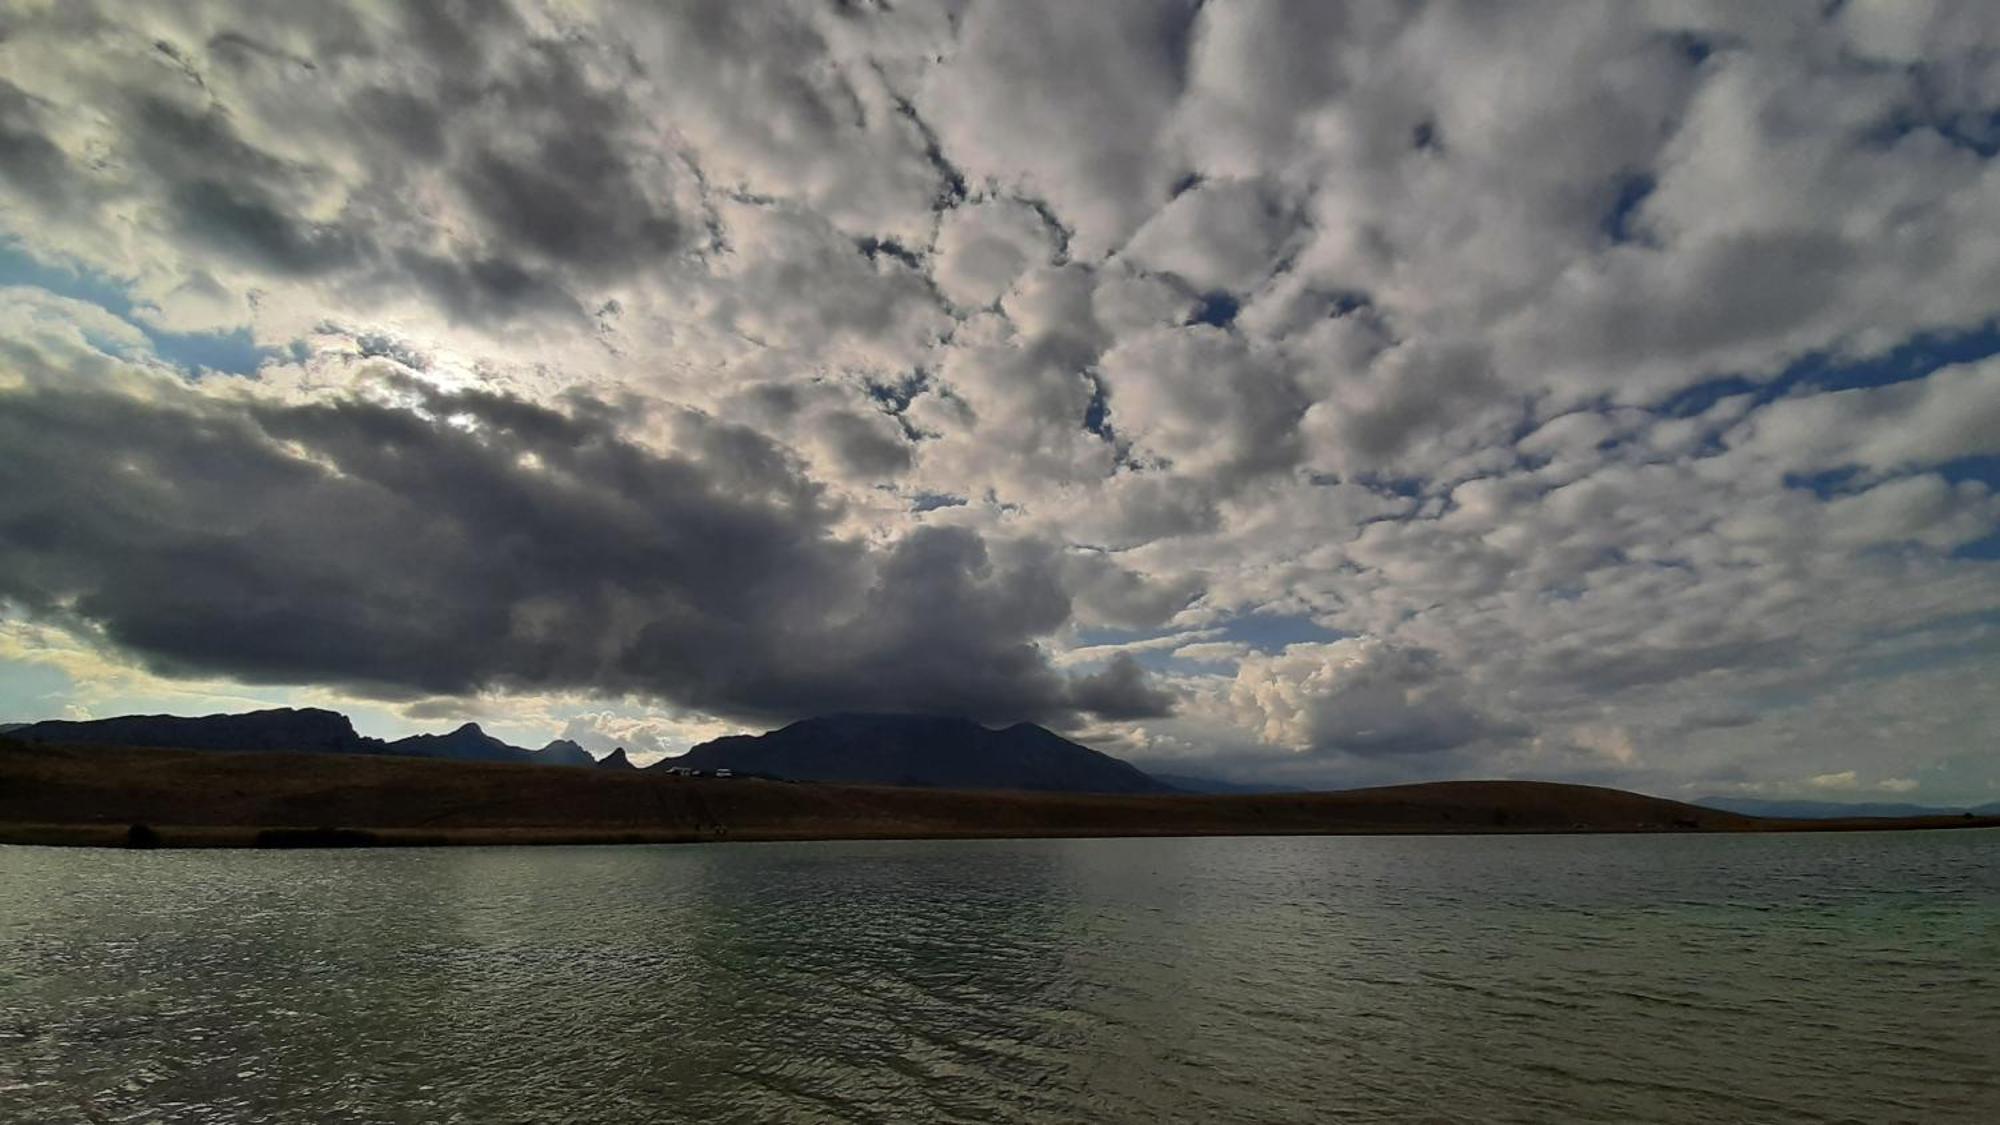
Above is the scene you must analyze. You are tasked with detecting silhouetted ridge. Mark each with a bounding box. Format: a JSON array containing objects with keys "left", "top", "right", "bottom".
[
  {"left": 1693, "top": 795, "right": 1975, "bottom": 819},
  {"left": 663, "top": 712, "right": 1169, "bottom": 793},
  {"left": 9, "top": 708, "right": 606, "bottom": 767},
  {"left": 11, "top": 708, "right": 367, "bottom": 755},
  {"left": 597, "top": 748, "right": 637, "bottom": 770},
  {"left": 386, "top": 722, "right": 526, "bottom": 764},
  {"left": 537, "top": 739, "right": 598, "bottom": 767},
  {"left": 1147, "top": 772, "right": 1303, "bottom": 795},
  {"left": 10, "top": 708, "right": 1167, "bottom": 788}
]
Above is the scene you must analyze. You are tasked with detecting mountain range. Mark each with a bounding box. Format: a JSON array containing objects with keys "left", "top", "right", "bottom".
[
  {"left": 3, "top": 707, "right": 1173, "bottom": 793},
  {"left": 1145, "top": 772, "right": 1302, "bottom": 795},
  {"left": 672, "top": 713, "right": 1170, "bottom": 794},
  {"left": 4, "top": 709, "right": 619, "bottom": 770},
  {"left": 1694, "top": 795, "right": 2000, "bottom": 819},
  {"left": 12, "top": 710, "right": 1996, "bottom": 809}
]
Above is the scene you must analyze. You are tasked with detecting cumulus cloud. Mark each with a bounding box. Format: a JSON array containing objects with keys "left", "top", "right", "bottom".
[
  {"left": 1122, "top": 177, "right": 1297, "bottom": 295},
  {"left": 919, "top": 0, "right": 1198, "bottom": 258},
  {"left": 557, "top": 709, "right": 734, "bottom": 764},
  {"left": 1226, "top": 639, "right": 1516, "bottom": 758},
  {"left": 931, "top": 199, "right": 1058, "bottom": 308},
  {"left": 1097, "top": 325, "right": 1308, "bottom": 484}
]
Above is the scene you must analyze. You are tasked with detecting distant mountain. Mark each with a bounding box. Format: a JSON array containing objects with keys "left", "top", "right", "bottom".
[
  {"left": 6, "top": 709, "right": 607, "bottom": 769},
  {"left": 385, "top": 722, "right": 528, "bottom": 764},
  {"left": 10, "top": 708, "right": 373, "bottom": 755},
  {"left": 1147, "top": 772, "right": 1302, "bottom": 795},
  {"left": 596, "top": 747, "right": 637, "bottom": 770},
  {"left": 0, "top": 722, "right": 29, "bottom": 734},
  {"left": 536, "top": 739, "right": 597, "bottom": 767},
  {"left": 1694, "top": 796, "right": 1972, "bottom": 819},
  {"left": 8, "top": 708, "right": 1176, "bottom": 790},
  {"left": 663, "top": 713, "right": 1170, "bottom": 794}
]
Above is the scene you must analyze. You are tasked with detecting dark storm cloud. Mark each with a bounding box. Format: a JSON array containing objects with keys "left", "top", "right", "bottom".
[
  {"left": 1065, "top": 654, "right": 1176, "bottom": 721},
  {"left": 0, "top": 369, "right": 1155, "bottom": 725},
  {"left": 0, "top": 79, "right": 74, "bottom": 209}
]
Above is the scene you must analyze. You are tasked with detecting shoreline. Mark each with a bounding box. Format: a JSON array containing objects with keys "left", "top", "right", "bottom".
[
  {"left": 7, "top": 740, "right": 1997, "bottom": 850},
  {"left": 5, "top": 816, "right": 1996, "bottom": 852}
]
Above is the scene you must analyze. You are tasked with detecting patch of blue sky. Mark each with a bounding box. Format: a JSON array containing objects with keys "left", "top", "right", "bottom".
[
  {"left": 1936, "top": 454, "right": 2000, "bottom": 490},
  {"left": 1953, "top": 531, "right": 2000, "bottom": 561},
  {"left": 1345, "top": 472, "right": 1425, "bottom": 498},
  {"left": 1781, "top": 465, "right": 1866, "bottom": 498},
  {"left": 1658, "top": 317, "right": 2000, "bottom": 420},
  {"left": 1071, "top": 613, "right": 1341, "bottom": 668},
  {"left": 1666, "top": 30, "right": 1715, "bottom": 66},
  {"left": 0, "top": 240, "right": 275, "bottom": 376},
  {"left": 1189, "top": 291, "right": 1239, "bottom": 328},
  {"left": 1154, "top": 614, "right": 1352, "bottom": 676},
  {"left": 1600, "top": 171, "right": 1656, "bottom": 245},
  {"left": 1941, "top": 457, "right": 2000, "bottom": 559},
  {"left": 909, "top": 491, "right": 966, "bottom": 513},
  {"left": 1082, "top": 371, "right": 1114, "bottom": 439},
  {"left": 1211, "top": 612, "right": 1344, "bottom": 652},
  {"left": 1867, "top": 106, "right": 2000, "bottom": 160},
  {"left": 1061, "top": 627, "right": 1196, "bottom": 675},
  {"left": 0, "top": 658, "right": 74, "bottom": 724},
  {"left": 1782, "top": 449, "right": 2000, "bottom": 506},
  {"left": 1939, "top": 109, "right": 2000, "bottom": 158}
]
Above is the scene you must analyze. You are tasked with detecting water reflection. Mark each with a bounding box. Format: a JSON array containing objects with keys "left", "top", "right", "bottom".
[{"left": 2, "top": 831, "right": 1997, "bottom": 1123}]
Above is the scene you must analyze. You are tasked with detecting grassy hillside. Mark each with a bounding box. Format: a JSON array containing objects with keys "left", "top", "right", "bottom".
[{"left": 3, "top": 739, "right": 1994, "bottom": 848}]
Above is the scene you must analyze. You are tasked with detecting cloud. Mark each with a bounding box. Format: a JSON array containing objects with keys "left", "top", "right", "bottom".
[
  {"left": 1226, "top": 639, "right": 1517, "bottom": 758},
  {"left": 0, "top": 350, "right": 1134, "bottom": 727},
  {"left": 1807, "top": 771, "right": 1865, "bottom": 793},
  {"left": 931, "top": 199, "right": 1059, "bottom": 309},
  {"left": 717, "top": 376, "right": 914, "bottom": 484},
  {"left": 1097, "top": 325, "right": 1308, "bottom": 485},
  {"left": 557, "top": 709, "right": 735, "bottom": 764},
  {"left": 1058, "top": 552, "right": 1203, "bottom": 631},
  {"left": 919, "top": 0, "right": 1199, "bottom": 257},
  {"left": 1723, "top": 357, "right": 2000, "bottom": 478},
  {"left": 1171, "top": 641, "right": 1249, "bottom": 666},
  {"left": 1122, "top": 177, "right": 1298, "bottom": 294},
  {"left": 1064, "top": 653, "right": 1177, "bottom": 721},
  {"left": 1, "top": 0, "right": 1998, "bottom": 800}
]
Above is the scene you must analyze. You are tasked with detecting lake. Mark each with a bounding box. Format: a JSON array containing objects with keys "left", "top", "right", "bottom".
[{"left": 2, "top": 831, "right": 1996, "bottom": 1123}]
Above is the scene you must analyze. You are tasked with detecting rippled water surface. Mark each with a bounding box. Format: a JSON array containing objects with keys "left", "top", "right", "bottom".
[{"left": 3, "top": 831, "right": 1997, "bottom": 1123}]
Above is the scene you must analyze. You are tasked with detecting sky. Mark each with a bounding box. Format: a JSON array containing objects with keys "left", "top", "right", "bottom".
[{"left": 0, "top": 0, "right": 1997, "bottom": 802}]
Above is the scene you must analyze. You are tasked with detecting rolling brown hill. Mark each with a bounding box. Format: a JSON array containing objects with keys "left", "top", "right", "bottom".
[{"left": 2, "top": 739, "right": 1994, "bottom": 848}]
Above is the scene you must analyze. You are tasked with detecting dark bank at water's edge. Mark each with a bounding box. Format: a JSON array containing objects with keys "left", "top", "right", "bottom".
[{"left": 5, "top": 739, "right": 1997, "bottom": 849}]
